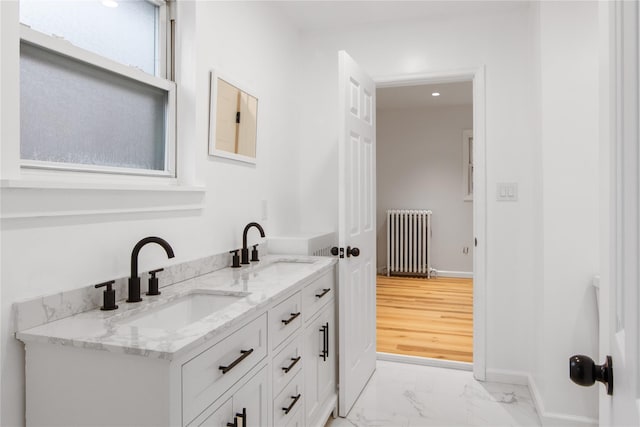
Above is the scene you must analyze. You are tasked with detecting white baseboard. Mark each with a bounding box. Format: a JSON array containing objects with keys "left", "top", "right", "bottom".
[
  {"left": 485, "top": 368, "right": 529, "bottom": 385},
  {"left": 375, "top": 269, "right": 474, "bottom": 278},
  {"left": 434, "top": 270, "right": 473, "bottom": 278},
  {"left": 377, "top": 352, "right": 472, "bottom": 371},
  {"left": 484, "top": 370, "right": 597, "bottom": 426},
  {"left": 526, "top": 374, "right": 598, "bottom": 426}
]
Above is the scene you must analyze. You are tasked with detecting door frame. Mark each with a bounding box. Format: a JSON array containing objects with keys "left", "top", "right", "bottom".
[
  {"left": 598, "top": 0, "right": 640, "bottom": 423},
  {"left": 374, "top": 66, "right": 487, "bottom": 380}
]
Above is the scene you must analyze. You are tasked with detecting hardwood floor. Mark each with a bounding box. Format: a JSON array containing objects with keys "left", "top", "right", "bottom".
[{"left": 376, "top": 275, "right": 473, "bottom": 362}]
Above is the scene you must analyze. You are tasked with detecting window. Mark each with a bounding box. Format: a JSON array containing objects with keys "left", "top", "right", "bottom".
[
  {"left": 462, "top": 129, "right": 473, "bottom": 201},
  {"left": 19, "top": 0, "right": 175, "bottom": 177}
]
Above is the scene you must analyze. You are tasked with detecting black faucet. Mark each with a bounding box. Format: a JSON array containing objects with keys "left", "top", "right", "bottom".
[
  {"left": 127, "top": 236, "right": 175, "bottom": 303},
  {"left": 241, "top": 222, "right": 265, "bottom": 264}
]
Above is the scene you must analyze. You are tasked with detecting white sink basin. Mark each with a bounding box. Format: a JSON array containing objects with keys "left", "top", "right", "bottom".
[{"left": 117, "top": 291, "right": 247, "bottom": 330}]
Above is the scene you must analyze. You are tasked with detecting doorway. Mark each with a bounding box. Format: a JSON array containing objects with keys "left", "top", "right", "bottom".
[
  {"left": 373, "top": 70, "right": 486, "bottom": 376},
  {"left": 375, "top": 80, "right": 474, "bottom": 365}
]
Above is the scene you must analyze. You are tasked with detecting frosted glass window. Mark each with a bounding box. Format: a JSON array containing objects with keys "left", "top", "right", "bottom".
[
  {"left": 20, "top": 42, "right": 167, "bottom": 171},
  {"left": 20, "top": 0, "right": 158, "bottom": 75}
]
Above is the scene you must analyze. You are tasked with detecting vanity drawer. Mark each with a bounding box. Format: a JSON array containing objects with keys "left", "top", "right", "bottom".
[
  {"left": 273, "top": 370, "right": 304, "bottom": 427},
  {"left": 269, "top": 291, "right": 302, "bottom": 350},
  {"left": 272, "top": 335, "right": 303, "bottom": 397},
  {"left": 301, "top": 270, "right": 334, "bottom": 321},
  {"left": 182, "top": 314, "right": 267, "bottom": 425}
]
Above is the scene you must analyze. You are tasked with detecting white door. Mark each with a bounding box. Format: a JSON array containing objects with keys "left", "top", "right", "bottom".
[
  {"left": 337, "top": 50, "right": 377, "bottom": 416},
  {"left": 598, "top": 1, "right": 640, "bottom": 425}
]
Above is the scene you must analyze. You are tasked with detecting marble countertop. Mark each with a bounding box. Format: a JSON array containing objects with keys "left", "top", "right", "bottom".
[{"left": 16, "top": 255, "right": 336, "bottom": 360}]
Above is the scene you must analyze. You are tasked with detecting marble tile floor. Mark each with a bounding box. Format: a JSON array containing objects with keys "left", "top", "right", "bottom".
[{"left": 326, "top": 360, "right": 541, "bottom": 427}]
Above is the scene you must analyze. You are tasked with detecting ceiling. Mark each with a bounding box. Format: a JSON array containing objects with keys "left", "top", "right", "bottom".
[
  {"left": 377, "top": 81, "right": 472, "bottom": 110},
  {"left": 274, "top": 1, "right": 529, "bottom": 32}
]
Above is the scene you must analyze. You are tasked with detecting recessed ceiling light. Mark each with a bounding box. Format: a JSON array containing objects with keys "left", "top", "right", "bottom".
[
  {"left": 102, "top": 0, "right": 118, "bottom": 8},
  {"left": 432, "top": 92, "right": 440, "bottom": 97}
]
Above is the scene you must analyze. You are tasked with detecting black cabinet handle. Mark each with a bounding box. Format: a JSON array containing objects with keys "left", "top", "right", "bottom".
[
  {"left": 237, "top": 408, "right": 246, "bottom": 427},
  {"left": 325, "top": 322, "right": 330, "bottom": 359},
  {"left": 282, "top": 356, "right": 301, "bottom": 373},
  {"left": 282, "top": 312, "right": 301, "bottom": 325},
  {"left": 282, "top": 394, "right": 301, "bottom": 415},
  {"left": 319, "top": 325, "right": 327, "bottom": 361},
  {"left": 219, "top": 349, "right": 254, "bottom": 374},
  {"left": 315, "top": 288, "right": 331, "bottom": 299},
  {"left": 226, "top": 407, "right": 246, "bottom": 427}
]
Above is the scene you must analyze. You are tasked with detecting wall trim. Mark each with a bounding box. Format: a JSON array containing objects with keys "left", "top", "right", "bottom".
[
  {"left": 527, "top": 374, "right": 598, "bottom": 426},
  {"left": 485, "top": 368, "right": 529, "bottom": 385},
  {"left": 434, "top": 270, "right": 473, "bottom": 279},
  {"left": 377, "top": 352, "right": 472, "bottom": 371},
  {"left": 486, "top": 369, "right": 597, "bottom": 426}
]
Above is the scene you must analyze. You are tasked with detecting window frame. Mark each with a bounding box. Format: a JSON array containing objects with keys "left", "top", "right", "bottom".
[{"left": 18, "top": 0, "right": 176, "bottom": 179}]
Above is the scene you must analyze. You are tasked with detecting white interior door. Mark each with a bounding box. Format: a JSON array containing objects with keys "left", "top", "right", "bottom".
[
  {"left": 598, "top": 1, "right": 640, "bottom": 425},
  {"left": 337, "top": 50, "right": 377, "bottom": 417}
]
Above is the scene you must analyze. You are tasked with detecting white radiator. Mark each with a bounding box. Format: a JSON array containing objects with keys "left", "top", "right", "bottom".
[{"left": 387, "top": 209, "right": 432, "bottom": 278}]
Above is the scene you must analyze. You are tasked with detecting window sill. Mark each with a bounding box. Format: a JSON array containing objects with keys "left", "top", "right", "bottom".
[
  {"left": 1, "top": 179, "right": 206, "bottom": 220},
  {"left": 0, "top": 178, "right": 205, "bottom": 193}
]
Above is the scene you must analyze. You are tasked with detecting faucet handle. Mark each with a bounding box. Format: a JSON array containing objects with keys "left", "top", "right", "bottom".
[
  {"left": 146, "top": 268, "right": 164, "bottom": 296},
  {"left": 230, "top": 250, "right": 241, "bottom": 268},
  {"left": 95, "top": 280, "right": 118, "bottom": 311},
  {"left": 251, "top": 244, "right": 260, "bottom": 262}
]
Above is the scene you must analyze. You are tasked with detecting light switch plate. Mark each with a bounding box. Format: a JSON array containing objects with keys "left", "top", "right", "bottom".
[{"left": 497, "top": 183, "right": 518, "bottom": 201}]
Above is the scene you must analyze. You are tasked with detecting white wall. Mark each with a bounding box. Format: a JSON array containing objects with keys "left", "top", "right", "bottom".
[
  {"left": 297, "top": 3, "right": 539, "bottom": 386},
  {"left": 0, "top": 2, "right": 302, "bottom": 425},
  {"left": 0, "top": 1, "right": 604, "bottom": 424},
  {"left": 376, "top": 105, "right": 473, "bottom": 273},
  {"left": 533, "top": 1, "right": 600, "bottom": 422}
]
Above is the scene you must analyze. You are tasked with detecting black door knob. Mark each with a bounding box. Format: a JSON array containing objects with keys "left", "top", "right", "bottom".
[
  {"left": 331, "top": 246, "right": 339, "bottom": 256},
  {"left": 346, "top": 246, "right": 360, "bottom": 257},
  {"left": 569, "top": 354, "right": 613, "bottom": 395}
]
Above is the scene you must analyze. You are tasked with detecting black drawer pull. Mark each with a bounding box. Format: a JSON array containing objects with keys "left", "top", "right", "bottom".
[
  {"left": 282, "top": 312, "right": 301, "bottom": 325},
  {"left": 319, "top": 324, "right": 327, "bottom": 361},
  {"left": 282, "top": 394, "right": 301, "bottom": 415},
  {"left": 219, "top": 349, "right": 254, "bottom": 374},
  {"left": 282, "top": 356, "right": 301, "bottom": 373},
  {"left": 315, "top": 288, "right": 331, "bottom": 299},
  {"left": 325, "top": 322, "right": 330, "bottom": 358},
  {"left": 227, "top": 407, "right": 246, "bottom": 427}
]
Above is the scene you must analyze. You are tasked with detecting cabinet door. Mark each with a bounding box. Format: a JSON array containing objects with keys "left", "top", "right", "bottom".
[
  {"left": 232, "top": 366, "right": 268, "bottom": 427},
  {"left": 198, "top": 398, "right": 233, "bottom": 427},
  {"left": 317, "top": 304, "right": 336, "bottom": 406},
  {"left": 303, "top": 304, "right": 336, "bottom": 424}
]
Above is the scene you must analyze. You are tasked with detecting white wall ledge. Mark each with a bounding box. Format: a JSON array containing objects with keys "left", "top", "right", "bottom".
[
  {"left": 1, "top": 179, "right": 206, "bottom": 219},
  {"left": 0, "top": 179, "right": 206, "bottom": 193}
]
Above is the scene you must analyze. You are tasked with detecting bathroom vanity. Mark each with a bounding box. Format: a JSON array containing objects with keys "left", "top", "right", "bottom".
[{"left": 16, "top": 256, "right": 337, "bottom": 427}]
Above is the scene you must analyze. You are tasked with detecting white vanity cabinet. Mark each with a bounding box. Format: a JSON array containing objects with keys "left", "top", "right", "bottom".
[{"left": 20, "top": 261, "right": 337, "bottom": 427}]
